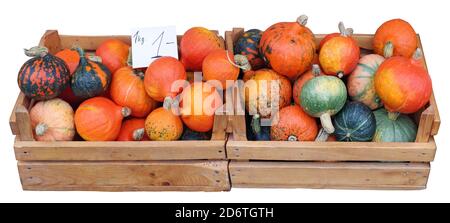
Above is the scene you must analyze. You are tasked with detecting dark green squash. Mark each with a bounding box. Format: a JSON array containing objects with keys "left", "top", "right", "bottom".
[
  {"left": 234, "top": 29, "right": 265, "bottom": 70},
  {"left": 181, "top": 127, "right": 211, "bottom": 140},
  {"left": 17, "top": 47, "right": 70, "bottom": 100},
  {"left": 71, "top": 48, "right": 111, "bottom": 99},
  {"left": 333, "top": 101, "right": 376, "bottom": 142},
  {"left": 250, "top": 114, "right": 270, "bottom": 141},
  {"left": 373, "top": 108, "right": 417, "bottom": 142}
]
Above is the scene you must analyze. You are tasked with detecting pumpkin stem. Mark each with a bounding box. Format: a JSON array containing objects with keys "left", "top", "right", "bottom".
[
  {"left": 288, "top": 135, "right": 298, "bottom": 141},
  {"left": 296, "top": 15, "right": 308, "bottom": 26},
  {"left": 121, "top": 107, "right": 131, "bottom": 118},
  {"left": 312, "top": 64, "right": 321, "bottom": 77},
  {"left": 413, "top": 48, "right": 423, "bottom": 61},
  {"left": 74, "top": 47, "right": 86, "bottom": 58},
  {"left": 234, "top": 54, "right": 252, "bottom": 72},
  {"left": 127, "top": 47, "right": 133, "bottom": 67},
  {"left": 383, "top": 41, "right": 394, "bottom": 58},
  {"left": 251, "top": 114, "right": 261, "bottom": 134},
  {"left": 87, "top": 55, "right": 102, "bottom": 63},
  {"left": 388, "top": 112, "right": 400, "bottom": 121},
  {"left": 132, "top": 128, "right": 145, "bottom": 141},
  {"left": 35, "top": 123, "right": 48, "bottom": 136},
  {"left": 320, "top": 113, "right": 335, "bottom": 134},
  {"left": 337, "top": 72, "right": 344, "bottom": 78},
  {"left": 163, "top": 96, "right": 174, "bottom": 110},
  {"left": 314, "top": 128, "right": 330, "bottom": 142},
  {"left": 338, "top": 22, "right": 347, "bottom": 37},
  {"left": 24, "top": 46, "right": 48, "bottom": 57},
  {"left": 134, "top": 70, "right": 145, "bottom": 79}
]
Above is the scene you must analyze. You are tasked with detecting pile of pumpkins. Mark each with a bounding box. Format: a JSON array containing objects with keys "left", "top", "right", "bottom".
[{"left": 235, "top": 16, "right": 431, "bottom": 142}]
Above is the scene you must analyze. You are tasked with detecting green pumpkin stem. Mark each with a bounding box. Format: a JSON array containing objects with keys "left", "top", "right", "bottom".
[
  {"left": 251, "top": 114, "right": 261, "bottom": 134},
  {"left": 413, "top": 48, "right": 423, "bottom": 61},
  {"left": 320, "top": 113, "right": 335, "bottom": 134},
  {"left": 132, "top": 128, "right": 145, "bottom": 141},
  {"left": 312, "top": 64, "right": 321, "bottom": 77},
  {"left": 296, "top": 15, "right": 308, "bottom": 26},
  {"left": 163, "top": 96, "right": 174, "bottom": 110},
  {"left": 74, "top": 47, "right": 86, "bottom": 58},
  {"left": 24, "top": 46, "right": 49, "bottom": 57},
  {"left": 383, "top": 41, "right": 394, "bottom": 58},
  {"left": 387, "top": 111, "right": 400, "bottom": 121},
  {"left": 121, "top": 107, "right": 131, "bottom": 118},
  {"left": 234, "top": 54, "right": 252, "bottom": 72},
  {"left": 87, "top": 55, "right": 102, "bottom": 63},
  {"left": 35, "top": 123, "right": 48, "bottom": 136},
  {"left": 314, "top": 128, "right": 330, "bottom": 142},
  {"left": 288, "top": 135, "right": 298, "bottom": 141}
]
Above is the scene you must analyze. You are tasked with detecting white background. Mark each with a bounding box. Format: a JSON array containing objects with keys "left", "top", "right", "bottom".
[{"left": 0, "top": 0, "right": 448, "bottom": 203}]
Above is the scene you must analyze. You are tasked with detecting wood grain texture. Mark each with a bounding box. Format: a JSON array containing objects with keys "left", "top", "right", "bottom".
[
  {"left": 230, "top": 161, "right": 430, "bottom": 190},
  {"left": 18, "top": 160, "right": 230, "bottom": 191},
  {"left": 9, "top": 93, "right": 30, "bottom": 135},
  {"left": 15, "top": 105, "right": 34, "bottom": 141},
  {"left": 415, "top": 106, "right": 435, "bottom": 143},
  {"left": 38, "top": 30, "right": 62, "bottom": 54}
]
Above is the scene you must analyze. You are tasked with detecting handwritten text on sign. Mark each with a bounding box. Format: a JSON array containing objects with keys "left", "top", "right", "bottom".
[{"left": 131, "top": 26, "right": 178, "bottom": 68}]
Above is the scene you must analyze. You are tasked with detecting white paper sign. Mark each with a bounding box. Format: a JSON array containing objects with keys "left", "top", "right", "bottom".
[{"left": 131, "top": 26, "right": 178, "bottom": 68}]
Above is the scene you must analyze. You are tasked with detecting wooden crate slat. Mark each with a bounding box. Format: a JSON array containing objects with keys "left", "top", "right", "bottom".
[
  {"left": 9, "top": 93, "right": 30, "bottom": 135},
  {"left": 230, "top": 161, "right": 430, "bottom": 189},
  {"left": 18, "top": 160, "right": 230, "bottom": 191}
]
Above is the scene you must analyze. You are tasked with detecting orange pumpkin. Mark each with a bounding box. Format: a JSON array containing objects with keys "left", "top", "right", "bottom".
[
  {"left": 202, "top": 50, "right": 240, "bottom": 89},
  {"left": 244, "top": 69, "right": 292, "bottom": 118},
  {"left": 293, "top": 64, "right": 322, "bottom": 105},
  {"left": 373, "top": 19, "right": 417, "bottom": 58},
  {"left": 74, "top": 97, "right": 131, "bottom": 141},
  {"left": 111, "top": 66, "right": 157, "bottom": 117},
  {"left": 95, "top": 39, "right": 130, "bottom": 74},
  {"left": 144, "top": 56, "right": 187, "bottom": 102},
  {"left": 180, "top": 82, "right": 223, "bottom": 132},
  {"left": 319, "top": 22, "right": 360, "bottom": 78},
  {"left": 145, "top": 97, "right": 183, "bottom": 141},
  {"left": 180, "top": 27, "right": 223, "bottom": 71},
  {"left": 55, "top": 49, "right": 83, "bottom": 105},
  {"left": 117, "top": 118, "right": 149, "bottom": 141},
  {"left": 270, "top": 105, "right": 318, "bottom": 141}
]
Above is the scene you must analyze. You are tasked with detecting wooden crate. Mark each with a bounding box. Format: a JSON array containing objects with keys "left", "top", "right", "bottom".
[
  {"left": 9, "top": 30, "right": 230, "bottom": 192},
  {"left": 225, "top": 28, "right": 440, "bottom": 190}
]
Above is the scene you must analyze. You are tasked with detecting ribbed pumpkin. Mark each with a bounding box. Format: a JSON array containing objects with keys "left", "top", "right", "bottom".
[
  {"left": 318, "top": 27, "right": 353, "bottom": 50},
  {"left": 55, "top": 49, "right": 83, "bottom": 105},
  {"left": 319, "top": 22, "right": 360, "bottom": 78},
  {"left": 111, "top": 66, "right": 157, "bottom": 117},
  {"left": 270, "top": 105, "right": 318, "bottom": 141},
  {"left": 333, "top": 101, "right": 376, "bottom": 142},
  {"left": 374, "top": 47, "right": 432, "bottom": 114},
  {"left": 234, "top": 29, "right": 265, "bottom": 70},
  {"left": 145, "top": 97, "right": 183, "bottom": 141},
  {"left": 18, "top": 47, "right": 70, "bottom": 100},
  {"left": 244, "top": 69, "right": 292, "bottom": 118},
  {"left": 181, "top": 128, "right": 211, "bottom": 140},
  {"left": 259, "top": 15, "right": 316, "bottom": 80},
  {"left": 293, "top": 64, "right": 322, "bottom": 105},
  {"left": 180, "top": 27, "right": 223, "bottom": 71},
  {"left": 249, "top": 114, "right": 271, "bottom": 141},
  {"left": 71, "top": 48, "right": 111, "bottom": 99},
  {"left": 180, "top": 82, "right": 223, "bottom": 132},
  {"left": 144, "top": 56, "right": 187, "bottom": 102},
  {"left": 300, "top": 75, "right": 347, "bottom": 134},
  {"left": 373, "top": 19, "right": 417, "bottom": 58},
  {"left": 95, "top": 39, "right": 130, "bottom": 74},
  {"left": 347, "top": 54, "right": 385, "bottom": 110},
  {"left": 75, "top": 97, "right": 131, "bottom": 141},
  {"left": 29, "top": 98, "right": 75, "bottom": 141},
  {"left": 117, "top": 118, "right": 149, "bottom": 141},
  {"left": 373, "top": 108, "right": 417, "bottom": 142}
]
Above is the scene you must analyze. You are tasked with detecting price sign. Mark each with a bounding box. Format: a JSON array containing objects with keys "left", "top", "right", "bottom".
[{"left": 130, "top": 26, "right": 178, "bottom": 68}]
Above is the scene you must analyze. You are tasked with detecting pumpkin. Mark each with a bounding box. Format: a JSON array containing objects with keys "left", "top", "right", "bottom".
[
  {"left": 180, "top": 27, "right": 223, "bottom": 71},
  {"left": 18, "top": 47, "right": 70, "bottom": 100},
  {"left": 71, "top": 48, "right": 111, "bottom": 99},
  {"left": 29, "top": 98, "right": 75, "bottom": 141},
  {"left": 234, "top": 29, "right": 265, "bottom": 70},
  {"left": 181, "top": 128, "right": 211, "bottom": 140},
  {"left": 333, "top": 101, "right": 376, "bottom": 142},
  {"left": 259, "top": 15, "right": 316, "bottom": 80},
  {"left": 75, "top": 97, "right": 131, "bottom": 141},
  {"left": 347, "top": 54, "right": 385, "bottom": 110},
  {"left": 270, "top": 105, "right": 318, "bottom": 141},
  {"left": 374, "top": 47, "right": 432, "bottom": 114},
  {"left": 180, "top": 82, "right": 223, "bottom": 132},
  {"left": 300, "top": 75, "right": 347, "bottom": 134},
  {"left": 319, "top": 22, "right": 360, "bottom": 78},
  {"left": 244, "top": 69, "right": 292, "bottom": 118},
  {"left": 249, "top": 114, "right": 270, "bottom": 141},
  {"left": 293, "top": 64, "right": 322, "bottom": 105},
  {"left": 55, "top": 49, "right": 83, "bottom": 105},
  {"left": 117, "top": 118, "right": 149, "bottom": 141},
  {"left": 373, "top": 19, "right": 417, "bottom": 58},
  {"left": 144, "top": 56, "right": 187, "bottom": 102},
  {"left": 95, "top": 39, "right": 130, "bottom": 74},
  {"left": 318, "top": 27, "right": 353, "bottom": 50},
  {"left": 373, "top": 108, "right": 417, "bottom": 142},
  {"left": 145, "top": 97, "right": 183, "bottom": 141},
  {"left": 111, "top": 66, "right": 157, "bottom": 117}
]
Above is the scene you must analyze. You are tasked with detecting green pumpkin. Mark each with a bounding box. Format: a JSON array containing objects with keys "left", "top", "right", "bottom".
[
  {"left": 373, "top": 108, "right": 417, "bottom": 142},
  {"left": 333, "top": 101, "right": 376, "bottom": 142},
  {"left": 300, "top": 75, "right": 347, "bottom": 133}
]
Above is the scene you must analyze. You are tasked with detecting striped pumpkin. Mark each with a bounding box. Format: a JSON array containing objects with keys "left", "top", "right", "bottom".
[
  {"left": 333, "top": 101, "right": 376, "bottom": 142},
  {"left": 373, "top": 108, "right": 417, "bottom": 142}
]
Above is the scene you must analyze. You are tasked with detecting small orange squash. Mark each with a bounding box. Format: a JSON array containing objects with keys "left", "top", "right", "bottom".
[
  {"left": 117, "top": 118, "right": 149, "bottom": 141},
  {"left": 95, "top": 39, "right": 130, "bottom": 74},
  {"left": 145, "top": 97, "right": 183, "bottom": 141},
  {"left": 74, "top": 97, "right": 131, "bottom": 141},
  {"left": 203, "top": 50, "right": 250, "bottom": 89},
  {"left": 270, "top": 105, "right": 318, "bottom": 141},
  {"left": 373, "top": 19, "right": 417, "bottom": 58}
]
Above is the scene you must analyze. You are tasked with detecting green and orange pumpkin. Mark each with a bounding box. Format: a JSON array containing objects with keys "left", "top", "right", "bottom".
[
  {"left": 55, "top": 48, "right": 83, "bottom": 105},
  {"left": 293, "top": 64, "right": 322, "bottom": 106},
  {"left": 234, "top": 29, "right": 265, "bottom": 70},
  {"left": 270, "top": 105, "right": 318, "bottom": 141}
]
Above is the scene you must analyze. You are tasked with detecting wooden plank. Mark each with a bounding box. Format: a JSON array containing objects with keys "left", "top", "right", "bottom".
[
  {"left": 230, "top": 161, "right": 430, "bottom": 190},
  {"left": 18, "top": 160, "right": 230, "bottom": 191},
  {"left": 59, "top": 35, "right": 131, "bottom": 50},
  {"left": 9, "top": 93, "right": 30, "bottom": 135},
  {"left": 415, "top": 105, "right": 434, "bottom": 142},
  {"left": 430, "top": 93, "right": 440, "bottom": 135},
  {"left": 15, "top": 105, "right": 34, "bottom": 141},
  {"left": 228, "top": 138, "right": 436, "bottom": 162},
  {"left": 38, "top": 30, "right": 62, "bottom": 54}
]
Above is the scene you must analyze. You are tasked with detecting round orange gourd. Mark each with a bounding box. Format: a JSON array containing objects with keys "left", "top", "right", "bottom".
[
  {"left": 293, "top": 64, "right": 322, "bottom": 105},
  {"left": 117, "top": 118, "right": 149, "bottom": 141},
  {"left": 95, "top": 39, "right": 130, "bottom": 74},
  {"left": 30, "top": 98, "right": 75, "bottom": 141},
  {"left": 319, "top": 22, "right": 360, "bottom": 78},
  {"left": 270, "top": 105, "right": 318, "bottom": 141},
  {"left": 75, "top": 97, "right": 131, "bottom": 141},
  {"left": 144, "top": 56, "right": 187, "bottom": 102},
  {"left": 373, "top": 19, "right": 417, "bottom": 58},
  {"left": 111, "top": 66, "right": 157, "bottom": 117},
  {"left": 55, "top": 49, "right": 83, "bottom": 105},
  {"left": 203, "top": 51, "right": 251, "bottom": 89},
  {"left": 180, "top": 82, "right": 223, "bottom": 132},
  {"left": 145, "top": 97, "right": 183, "bottom": 141}
]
